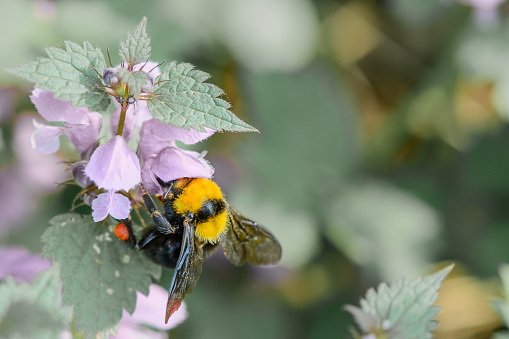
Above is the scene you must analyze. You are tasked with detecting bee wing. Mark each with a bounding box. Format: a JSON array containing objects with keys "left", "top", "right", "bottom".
[
  {"left": 221, "top": 203, "right": 282, "bottom": 267},
  {"left": 165, "top": 217, "right": 203, "bottom": 323}
]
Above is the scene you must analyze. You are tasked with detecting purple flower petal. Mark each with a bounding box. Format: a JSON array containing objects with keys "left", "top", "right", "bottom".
[
  {"left": 91, "top": 192, "right": 110, "bottom": 222},
  {"left": 85, "top": 135, "right": 141, "bottom": 191},
  {"left": 64, "top": 112, "right": 102, "bottom": 156},
  {"left": 108, "top": 284, "right": 187, "bottom": 338},
  {"left": 30, "top": 120, "right": 63, "bottom": 154},
  {"left": 109, "top": 192, "right": 131, "bottom": 220},
  {"left": 121, "top": 284, "right": 188, "bottom": 331},
  {"left": 91, "top": 190, "right": 131, "bottom": 222},
  {"left": 30, "top": 88, "right": 93, "bottom": 124},
  {"left": 145, "top": 119, "right": 215, "bottom": 145},
  {"left": 139, "top": 119, "right": 215, "bottom": 161},
  {"left": 141, "top": 147, "right": 214, "bottom": 195},
  {"left": 0, "top": 246, "right": 51, "bottom": 283}
]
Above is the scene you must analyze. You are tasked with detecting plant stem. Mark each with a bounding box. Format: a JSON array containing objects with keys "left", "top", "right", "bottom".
[{"left": 116, "top": 101, "right": 128, "bottom": 136}]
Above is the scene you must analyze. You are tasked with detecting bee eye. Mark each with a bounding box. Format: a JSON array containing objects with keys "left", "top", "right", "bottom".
[{"left": 103, "top": 68, "right": 120, "bottom": 87}]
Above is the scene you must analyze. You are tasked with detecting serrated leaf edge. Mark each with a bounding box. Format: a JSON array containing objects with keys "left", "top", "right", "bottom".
[
  {"left": 149, "top": 61, "right": 258, "bottom": 133},
  {"left": 119, "top": 16, "right": 151, "bottom": 66},
  {"left": 42, "top": 213, "right": 161, "bottom": 339},
  {"left": 345, "top": 264, "right": 454, "bottom": 337}
]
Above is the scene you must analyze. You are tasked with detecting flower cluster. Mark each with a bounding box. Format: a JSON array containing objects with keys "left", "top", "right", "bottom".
[{"left": 30, "top": 62, "right": 215, "bottom": 222}]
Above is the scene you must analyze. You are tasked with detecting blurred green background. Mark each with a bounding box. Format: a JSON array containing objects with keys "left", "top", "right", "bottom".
[{"left": 3, "top": 0, "right": 509, "bottom": 337}]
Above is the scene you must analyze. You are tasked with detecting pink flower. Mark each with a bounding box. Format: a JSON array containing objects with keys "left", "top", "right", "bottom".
[
  {"left": 30, "top": 121, "right": 63, "bottom": 154},
  {"left": 139, "top": 119, "right": 215, "bottom": 161},
  {"left": 30, "top": 88, "right": 92, "bottom": 124},
  {"left": 29, "top": 89, "right": 102, "bottom": 157},
  {"left": 141, "top": 147, "right": 214, "bottom": 195},
  {"left": 91, "top": 190, "right": 131, "bottom": 221},
  {"left": 0, "top": 246, "right": 51, "bottom": 283},
  {"left": 25, "top": 62, "right": 218, "bottom": 223},
  {"left": 110, "top": 284, "right": 188, "bottom": 339},
  {"left": 85, "top": 136, "right": 140, "bottom": 192},
  {"left": 30, "top": 113, "right": 101, "bottom": 157},
  {"left": 64, "top": 112, "right": 101, "bottom": 156},
  {"left": 84, "top": 136, "right": 141, "bottom": 221},
  {"left": 138, "top": 119, "right": 215, "bottom": 194}
]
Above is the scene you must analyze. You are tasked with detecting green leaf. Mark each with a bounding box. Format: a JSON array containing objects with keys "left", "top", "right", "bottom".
[
  {"left": 0, "top": 266, "right": 71, "bottom": 339},
  {"left": 7, "top": 41, "right": 111, "bottom": 113},
  {"left": 492, "top": 264, "right": 509, "bottom": 328},
  {"left": 345, "top": 264, "right": 454, "bottom": 339},
  {"left": 41, "top": 213, "right": 162, "bottom": 339},
  {"left": 119, "top": 16, "right": 151, "bottom": 66},
  {"left": 148, "top": 61, "right": 257, "bottom": 132},
  {"left": 117, "top": 68, "right": 150, "bottom": 98}
]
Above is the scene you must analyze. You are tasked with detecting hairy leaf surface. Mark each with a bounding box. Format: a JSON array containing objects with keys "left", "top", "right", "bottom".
[
  {"left": 8, "top": 41, "right": 111, "bottom": 113},
  {"left": 42, "top": 213, "right": 161, "bottom": 339},
  {"left": 345, "top": 264, "right": 454, "bottom": 339},
  {"left": 148, "top": 61, "right": 256, "bottom": 132}
]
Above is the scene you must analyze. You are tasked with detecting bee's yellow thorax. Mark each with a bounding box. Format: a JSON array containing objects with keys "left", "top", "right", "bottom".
[{"left": 174, "top": 178, "right": 228, "bottom": 243}]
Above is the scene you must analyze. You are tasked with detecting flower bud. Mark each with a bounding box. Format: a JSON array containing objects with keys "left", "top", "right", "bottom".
[{"left": 70, "top": 161, "right": 94, "bottom": 188}]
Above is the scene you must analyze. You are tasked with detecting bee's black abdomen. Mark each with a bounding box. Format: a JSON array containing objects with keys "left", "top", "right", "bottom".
[{"left": 138, "top": 226, "right": 182, "bottom": 269}]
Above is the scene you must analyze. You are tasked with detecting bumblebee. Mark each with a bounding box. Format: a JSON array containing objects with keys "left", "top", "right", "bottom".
[{"left": 119, "top": 177, "right": 282, "bottom": 323}]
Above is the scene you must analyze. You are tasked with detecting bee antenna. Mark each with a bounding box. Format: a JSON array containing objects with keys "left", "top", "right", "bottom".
[
  {"left": 107, "top": 47, "right": 114, "bottom": 68},
  {"left": 149, "top": 60, "right": 165, "bottom": 74}
]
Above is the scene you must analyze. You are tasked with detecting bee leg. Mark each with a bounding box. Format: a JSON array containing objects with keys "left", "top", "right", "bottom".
[
  {"left": 137, "top": 227, "right": 160, "bottom": 250},
  {"left": 123, "top": 217, "right": 138, "bottom": 249},
  {"left": 140, "top": 183, "right": 175, "bottom": 234}
]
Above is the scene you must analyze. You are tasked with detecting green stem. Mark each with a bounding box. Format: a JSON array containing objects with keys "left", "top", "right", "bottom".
[{"left": 116, "top": 101, "right": 128, "bottom": 136}]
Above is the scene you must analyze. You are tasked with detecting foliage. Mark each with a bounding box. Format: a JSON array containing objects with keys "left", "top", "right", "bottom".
[
  {"left": 0, "top": 266, "right": 71, "bottom": 339},
  {"left": 345, "top": 265, "right": 454, "bottom": 338},
  {"left": 42, "top": 213, "right": 161, "bottom": 338},
  {"left": 7, "top": 41, "right": 110, "bottom": 113},
  {"left": 148, "top": 61, "right": 257, "bottom": 132},
  {"left": 119, "top": 17, "right": 151, "bottom": 66}
]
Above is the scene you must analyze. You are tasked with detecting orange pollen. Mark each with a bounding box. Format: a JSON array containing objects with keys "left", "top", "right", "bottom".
[{"left": 114, "top": 222, "right": 130, "bottom": 241}]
